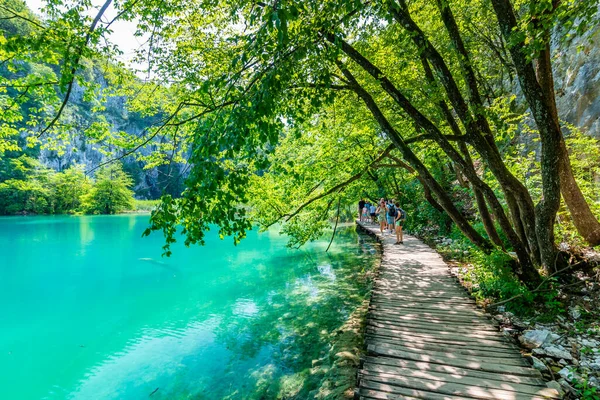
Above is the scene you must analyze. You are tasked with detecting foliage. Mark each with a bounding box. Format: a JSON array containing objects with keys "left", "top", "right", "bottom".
[
  {"left": 0, "top": 153, "right": 136, "bottom": 215},
  {"left": 460, "top": 249, "right": 533, "bottom": 309},
  {"left": 80, "top": 163, "right": 134, "bottom": 214},
  {"left": 1, "top": 0, "right": 600, "bottom": 282},
  {"left": 556, "top": 125, "right": 600, "bottom": 244},
  {"left": 573, "top": 373, "right": 600, "bottom": 400},
  {"left": 134, "top": 199, "right": 160, "bottom": 212},
  {"left": 0, "top": 0, "right": 187, "bottom": 199},
  {"left": 53, "top": 165, "right": 92, "bottom": 213},
  {"left": 0, "top": 155, "right": 54, "bottom": 214}
]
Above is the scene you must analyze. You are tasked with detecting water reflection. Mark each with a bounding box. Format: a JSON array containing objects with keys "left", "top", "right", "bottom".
[{"left": 317, "top": 263, "right": 336, "bottom": 281}]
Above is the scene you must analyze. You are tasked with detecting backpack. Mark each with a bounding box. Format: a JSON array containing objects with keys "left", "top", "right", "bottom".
[
  {"left": 399, "top": 208, "right": 406, "bottom": 220},
  {"left": 387, "top": 205, "right": 397, "bottom": 217}
]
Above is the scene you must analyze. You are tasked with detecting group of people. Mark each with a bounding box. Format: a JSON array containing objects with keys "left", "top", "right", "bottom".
[{"left": 358, "top": 198, "right": 406, "bottom": 245}]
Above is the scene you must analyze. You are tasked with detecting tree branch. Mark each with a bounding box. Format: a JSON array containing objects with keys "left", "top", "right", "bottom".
[
  {"left": 37, "top": 0, "right": 113, "bottom": 138},
  {"left": 326, "top": 195, "right": 342, "bottom": 252},
  {"left": 284, "top": 143, "right": 395, "bottom": 222}
]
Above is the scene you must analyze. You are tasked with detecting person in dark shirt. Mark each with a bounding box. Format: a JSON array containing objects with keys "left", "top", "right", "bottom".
[{"left": 358, "top": 199, "right": 365, "bottom": 221}]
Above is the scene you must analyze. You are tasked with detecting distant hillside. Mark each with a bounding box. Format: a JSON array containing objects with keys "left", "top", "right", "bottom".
[{"left": 0, "top": 0, "right": 186, "bottom": 199}]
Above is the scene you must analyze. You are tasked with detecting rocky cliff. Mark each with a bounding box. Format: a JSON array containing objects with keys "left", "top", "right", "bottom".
[{"left": 554, "top": 19, "right": 600, "bottom": 138}]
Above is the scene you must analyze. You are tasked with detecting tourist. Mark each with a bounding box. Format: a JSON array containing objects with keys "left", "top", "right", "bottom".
[
  {"left": 386, "top": 200, "right": 397, "bottom": 234},
  {"left": 376, "top": 198, "right": 386, "bottom": 233},
  {"left": 369, "top": 203, "right": 377, "bottom": 224},
  {"left": 394, "top": 202, "right": 406, "bottom": 244},
  {"left": 358, "top": 198, "right": 365, "bottom": 221}
]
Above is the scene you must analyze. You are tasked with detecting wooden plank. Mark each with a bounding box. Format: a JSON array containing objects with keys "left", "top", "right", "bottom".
[
  {"left": 367, "top": 321, "right": 509, "bottom": 342},
  {"left": 370, "top": 297, "right": 476, "bottom": 306},
  {"left": 360, "top": 375, "right": 559, "bottom": 400},
  {"left": 358, "top": 386, "right": 464, "bottom": 400},
  {"left": 367, "top": 318, "right": 501, "bottom": 337},
  {"left": 371, "top": 287, "right": 471, "bottom": 297},
  {"left": 368, "top": 312, "right": 497, "bottom": 330},
  {"left": 359, "top": 393, "right": 421, "bottom": 400},
  {"left": 368, "top": 317, "right": 498, "bottom": 334},
  {"left": 367, "top": 318, "right": 502, "bottom": 336},
  {"left": 366, "top": 329, "right": 518, "bottom": 350},
  {"left": 367, "top": 345, "right": 537, "bottom": 376},
  {"left": 368, "top": 342, "right": 527, "bottom": 367},
  {"left": 371, "top": 291, "right": 473, "bottom": 302},
  {"left": 373, "top": 286, "right": 468, "bottom": 295},
  {"left": 369, "top": 303, "right": 486, "bottom": 317},
  {"left": 370, "top": 295, "right": 476, "bottom": 305},
  {"left": 370, "top": 303, "right": 480, "bottom": 314},
  {"left": 362, "top": 357, "right": 546, "bottom": 386},
  {"left": 369, "top": 300, "right": 490, "bottom": 322},
  {"left": 359, "top": 382, "right": 551, "bottom": 400},
  {"left": 356, "top": 223, "right": 549, "bottom": 400},
  {"left": 375, "top": 278, "right": 460, "bottom": 286},
  {"left": 377, "top": 275, "right": 454, "bottom": 281},
  {"left": 370, "top": 297, "right": 477, "bottom": 308},
  {"left": 359, "top": 368, "right": 558, "bottom": 397},
  {"left": 368, "top": 339, "right": 524, "bottom": 360},
  {"left": 369, "top": 309, "right": 493, "bottom": 325},
  {"left": 368, "top": 307, "right": 491, "bottom": 324},
  {"left": 375, "top": 276, "right": 461, "bottom": 284},
  {"left": 366, "top": 333, "right": 519, "bottom": 354}
]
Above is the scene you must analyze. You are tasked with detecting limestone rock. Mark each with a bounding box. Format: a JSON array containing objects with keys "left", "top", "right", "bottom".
[
  {"left": 533, "top": 345, "right": 573, "bottom": 361},
  {"left": 558, "top": 378, "right": 575, "bottom": 394},
  {"left": 581, "top": 338, "right": 600, "bottom": 348},
  {"left": 546, "top": 381, "right": 565, "bottom": 397},
  {"left": 558, "top": 367, "right": 580, "bottom": 383},
  {"left": 519, "top": 330, "right": 550, "bottom": 349},
  {"left": 569, "top": 306, "right": 582, "bottom": 320},
  {"left": 531, "top": 356, "right": 548, "bottom": 372}
]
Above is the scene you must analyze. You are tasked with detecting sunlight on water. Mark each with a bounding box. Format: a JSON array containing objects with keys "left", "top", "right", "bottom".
[{"left": 0, "top": 216, "right": 377, "bottom": 399}]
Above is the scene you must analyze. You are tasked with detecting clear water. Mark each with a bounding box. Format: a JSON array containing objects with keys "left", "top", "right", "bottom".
[{"left": 0, "top": 215, "right": 377, "bottom": 400}]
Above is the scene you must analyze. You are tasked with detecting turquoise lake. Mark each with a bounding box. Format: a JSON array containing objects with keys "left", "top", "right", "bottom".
[{"left": 0, "top": 215, "right": 377, "bottom": 399}]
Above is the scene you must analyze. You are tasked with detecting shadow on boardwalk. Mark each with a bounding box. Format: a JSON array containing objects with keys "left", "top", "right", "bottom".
[{"left": 355, "top": 221, "right": 561, "bottom": 400}]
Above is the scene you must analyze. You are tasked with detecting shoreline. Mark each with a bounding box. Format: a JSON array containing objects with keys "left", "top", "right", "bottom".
[
  {"left": 0, "top": 210, "right": 152, "bottom": 218},
  {"left": 312, "top": 225, "right": 382, "bottom": 399}
]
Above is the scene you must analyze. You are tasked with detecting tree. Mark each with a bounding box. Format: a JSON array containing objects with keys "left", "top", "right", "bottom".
[
  {"left": 0, "top": 154, "right": 54, "bottom": 214},
  {"left": 81, "top": 163, "right": 134, "bottom": 214},
  {"left": 53, "top": 165, "right": 92, "bottom": 213}
]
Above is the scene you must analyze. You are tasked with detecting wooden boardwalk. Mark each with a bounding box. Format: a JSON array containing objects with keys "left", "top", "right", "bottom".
[{"left": 355, "top": 221, "right": 561, "bottom": 400}]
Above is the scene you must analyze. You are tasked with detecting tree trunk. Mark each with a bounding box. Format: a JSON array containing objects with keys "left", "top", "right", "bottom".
[
  {"left": 389, "top": 1, "right": 543, "bottom": 267},
  {"left": 420, "top": 53, "right": 505, "bottom": 249},
  {"left": 385, "top": 154, "right": 446, "bottom": 214},
  {"left": 473, "top": 186, "right": 504, "bottom": 248},
  {"left": 330, "top": 36, "right": 541, "bottom": 280},
  {"left": 457, "top": 141, "right": 505, "bottom": 249},
  {"left": 337, "top": 63, "right": 494, "bottom": 252},
  {"left": 491, "top": 0, "right": 561, "bottom": 272},
  {"left": 536, "top": 39, "right": 600, "bottom": 246}
]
